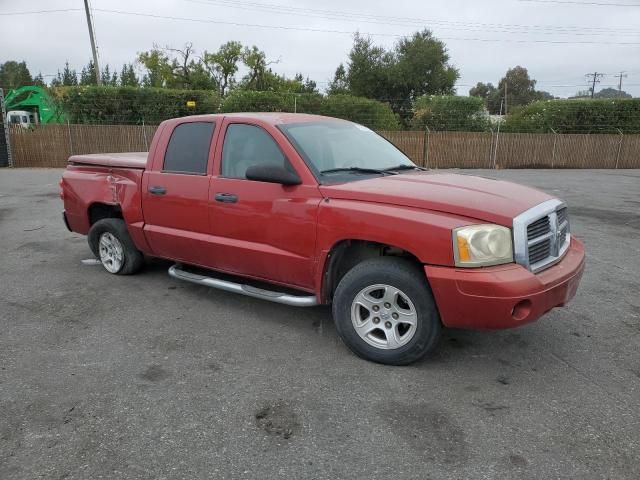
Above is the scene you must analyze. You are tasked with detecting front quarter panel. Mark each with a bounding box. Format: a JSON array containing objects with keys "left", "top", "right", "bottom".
[{"left": 315, "top": 198, "right": 479, "bottom": 274}]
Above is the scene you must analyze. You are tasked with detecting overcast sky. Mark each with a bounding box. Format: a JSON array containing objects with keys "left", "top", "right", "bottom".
[{"left": 2, "top": 0, "right": 640, "bottom": 97}]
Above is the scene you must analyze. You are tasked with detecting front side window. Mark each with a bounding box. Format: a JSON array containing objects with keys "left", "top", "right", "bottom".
[
  {"left": 221, "top": 124, "right": 288, "bottom": 179},
  {"left": 163, "top": 122, "right": 215, "bottom": 174}
]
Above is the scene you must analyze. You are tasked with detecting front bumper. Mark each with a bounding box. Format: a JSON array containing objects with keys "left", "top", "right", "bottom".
[{"left": 425, "top": 236, "right": 585, "bottom": 329}]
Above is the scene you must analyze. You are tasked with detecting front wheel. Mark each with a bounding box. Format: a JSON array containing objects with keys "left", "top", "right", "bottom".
[
  {"left": 88, "top": 218, "right": 144, "bottom": 275},
  {"left": 332, "top": 257, "right": 441, "bottom": 365}
]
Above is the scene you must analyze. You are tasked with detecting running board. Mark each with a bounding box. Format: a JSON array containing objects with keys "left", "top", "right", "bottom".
[{"left": 168, "top": 264, "right": 319, "bottom": 307}]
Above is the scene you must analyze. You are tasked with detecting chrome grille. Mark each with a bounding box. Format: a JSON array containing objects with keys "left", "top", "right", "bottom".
[
  {"left": 513, "top": 199, "right": 571, "bottom": 272},
  {"left": 557, "top": 207, "right": 568, "bottom": 225},
  {"left": 528, "top": 238, "right": 551, "bottom": 264},
  {"left": 527, "top": 216, "right": 550, "bottom": 240}
]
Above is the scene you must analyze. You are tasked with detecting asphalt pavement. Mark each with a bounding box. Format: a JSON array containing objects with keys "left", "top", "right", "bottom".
[{"left": 0, "top": 168, "right": 639, "bottom": 479}]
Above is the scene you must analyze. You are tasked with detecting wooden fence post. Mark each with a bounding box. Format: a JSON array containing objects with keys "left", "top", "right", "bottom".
[
  {"left": 142, "top": 118, "right": 149, "bottom": 151},
  {"left": 551, "top": 128, "right": 557, "bottom": 169},
  {"left": 423, "top": 127, "right": 430, "bottom": 168},
  {"left": 615, "top": 129, "right": 623, "bottom": 169},
  {"left": 492, "top": 120, "right": 502, "bottom": 169},
  {"left": 67, "top": 120, "right": 74, "bottom": 156}
]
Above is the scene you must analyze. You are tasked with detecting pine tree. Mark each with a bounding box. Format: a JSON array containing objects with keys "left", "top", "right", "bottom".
[
  {"left": 61, "top": 62, "right": 78, "bottom": 86},
  {"left": 120, "top": 64, "right": 139, "bottom": 87},
  {"left": 80, "top": 60, "right": 97, "bottom": 85}
]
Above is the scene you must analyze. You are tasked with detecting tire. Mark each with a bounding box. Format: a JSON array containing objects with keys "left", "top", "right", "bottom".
[
  {"left": 332, "top": 257, "right": 441, "bottom": 365},
  {"left": 88, "top": 218, "right": 144, "bottom": 275}
]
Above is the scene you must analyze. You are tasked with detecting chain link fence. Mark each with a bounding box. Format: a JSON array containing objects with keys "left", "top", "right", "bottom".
[{"left": 5, "top": 123, "right": 640, "bottom": 169}]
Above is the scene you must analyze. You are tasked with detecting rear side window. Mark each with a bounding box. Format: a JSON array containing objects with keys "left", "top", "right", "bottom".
[{"left": 163, "top": 122, "right": 215, "bottom": 174}]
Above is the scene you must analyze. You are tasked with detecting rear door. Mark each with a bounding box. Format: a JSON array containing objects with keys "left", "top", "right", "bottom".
[
  {"left": 208, "top": 120, "right": 321, "bottom": 290},
  {"left": 141, "top": 120, "right": 218, "bottom": 266}
]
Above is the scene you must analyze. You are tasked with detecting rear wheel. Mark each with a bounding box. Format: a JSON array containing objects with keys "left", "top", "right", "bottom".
[
  {"left": 88, "top": 218, "right": 144, "bottom": 275},
  {"left": 332, "top": 257, "right": 441, "bottom": 365}
]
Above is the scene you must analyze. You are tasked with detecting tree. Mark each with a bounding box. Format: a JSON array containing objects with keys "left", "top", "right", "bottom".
[
  {"left": 120, "top": 64, "right": 139, "bottom": 87},
  {"left": 80, "top": 60, "right": 97, "bottom": 85},
  {"left": 498, "top": 66, "right": 539, "bottom": 113},
  {"left": 469, "top": 82, "right": 499, "bottom": 113},
  {"left": 471, "top": 67, "right": 550, "bottom": 114},
  {"left": 100, "top": 65, "right": 118, "bottom": 86},
  {"left": 202, "top": 40, "right": 243, "bottom": 97},
  {"left": 138, "top": 43, "right": 216, "bottom": 90},
  {"left": 0, "top": 60, "right": 33, "bottom": 89},
  {"left": 595, "top": 87, "right": 631, "bottom": 99},
  {"left": 137, "top": 47, "right": 174, "bottom": 88},
  {"left": 240, "top": 45, "right": 279, "bottom": 91},
  {"left": 293, "top": 73, "right": 318, "bottom": 94},
  {"left": 328, "top": 63, "right": 349, "bottom": 95},
  {"left": 51, "top": 62, "right": 78, "bottom": 87},
  {"left": 33, "top": 73, "right": 46, "bottom": 87},
  {"left": 336, "top": 30, "right": 458, "bottom": 120}
]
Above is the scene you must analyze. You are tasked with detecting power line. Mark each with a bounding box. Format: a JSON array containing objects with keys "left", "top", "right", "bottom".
[
  {"left": 519, "top": 0, "right": 640, "bottom": 6},
  {"left": 90, "top": 8, "right": 640, "bottom": 45},
  {"left": 184, "top": 0, "right": 640, "bottom": 36},
  {"left": 0, "top": 8, "right": 83, "bottom": 16}
]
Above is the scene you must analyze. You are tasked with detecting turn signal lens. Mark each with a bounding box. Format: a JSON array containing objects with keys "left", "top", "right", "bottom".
[{"left": 453, "top": 224, "right": 513, "bottom": 267}]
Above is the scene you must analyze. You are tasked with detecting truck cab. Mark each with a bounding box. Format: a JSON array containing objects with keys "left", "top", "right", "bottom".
[{"left": 8, "top": 110, "right": 37, "bottom": 128}]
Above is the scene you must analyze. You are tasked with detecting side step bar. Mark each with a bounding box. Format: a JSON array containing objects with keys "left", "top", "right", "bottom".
[{"left": 168, "top": 264, "right": 319, "bottom": 307}]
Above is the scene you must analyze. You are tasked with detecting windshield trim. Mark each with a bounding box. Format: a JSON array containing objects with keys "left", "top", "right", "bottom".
[{"left": 277, "top": 121, "right": 415, "bottom": 185}]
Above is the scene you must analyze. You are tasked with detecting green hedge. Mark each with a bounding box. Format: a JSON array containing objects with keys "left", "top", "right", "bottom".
[
  {"left": 503, "top": 98, "right": 640, "bottom": 134},
  {"left": 411, "top": 95, "right": 489, "bottom": 132},
  {"left": 220, "top": 91, "right": 400, "bottom": 130},
  {"left": 53, "top": 86, "right": 221, "bottom": 124},
  {"left": 318, "top": 94, "right": 400, "bottom": 130}
]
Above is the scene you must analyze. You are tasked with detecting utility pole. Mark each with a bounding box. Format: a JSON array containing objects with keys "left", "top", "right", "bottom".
[
  {"left": 614, "top": 71, "right": 627, "bottom": 96},
  {"left": 83, "top": 0, "right": 101, "bottom": 85},
  {"left": 585, "top": 72, "right": 604, "bottom": 99}
]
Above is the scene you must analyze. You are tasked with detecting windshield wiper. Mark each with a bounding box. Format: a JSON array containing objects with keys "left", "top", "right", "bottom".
[
  {"left": 382, "top": 164, "right": 427, "bottom": 172},
  {"left": 319, "top": 167, "right": 397, "bottom": 175}
]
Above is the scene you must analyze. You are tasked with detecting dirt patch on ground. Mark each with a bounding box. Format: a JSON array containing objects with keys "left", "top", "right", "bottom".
[
  {"left": 379, "top": 402, "right": 469, "bottom": 465},
  {"left": 138, "top": 365, "right": 170, "bottom": 382},
  {"left": 255, "top": 402, "right": 301, "bottom": 440}
]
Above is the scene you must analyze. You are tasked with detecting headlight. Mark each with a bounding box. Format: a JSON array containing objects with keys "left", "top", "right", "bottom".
[{"left": 453, "top": 224, "right": 513, "bottom": 267}]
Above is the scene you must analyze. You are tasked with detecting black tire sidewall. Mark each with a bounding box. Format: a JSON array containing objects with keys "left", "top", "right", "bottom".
[
  {"left": 88, "top": 218, "right": 143, "bottom": 275},
  {"left": 333, "top": 258, "right": 441, "bottom": 365}
]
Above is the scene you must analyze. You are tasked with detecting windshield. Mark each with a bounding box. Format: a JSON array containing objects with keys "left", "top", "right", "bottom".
[{"left": 279, "top": 121, "right": 415, "bottom": 180}]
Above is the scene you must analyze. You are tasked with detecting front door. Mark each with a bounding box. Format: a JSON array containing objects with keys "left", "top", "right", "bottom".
[
  {"left": 209, "top": 122, "right": 321, "bottom": 290},
  {"left": 141, "top": 121, "right": 216, "bottom": 266}
]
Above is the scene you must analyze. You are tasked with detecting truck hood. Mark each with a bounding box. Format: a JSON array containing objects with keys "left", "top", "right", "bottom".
[{"left": 319, "top": 171, "right": 554, "bottom": 226}]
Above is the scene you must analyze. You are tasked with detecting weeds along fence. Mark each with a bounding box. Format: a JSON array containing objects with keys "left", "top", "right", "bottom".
[{"left": 6, "top": 124, "right": 640, "bottom": 169}]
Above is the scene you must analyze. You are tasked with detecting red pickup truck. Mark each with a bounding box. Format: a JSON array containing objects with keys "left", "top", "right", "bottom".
[{"left": 61, "top": 113, "right": 585, "bottom": 365}]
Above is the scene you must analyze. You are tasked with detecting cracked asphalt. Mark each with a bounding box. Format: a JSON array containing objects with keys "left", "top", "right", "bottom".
[{"left": 0, "top": 168, "right": 639, "bottom": 479}]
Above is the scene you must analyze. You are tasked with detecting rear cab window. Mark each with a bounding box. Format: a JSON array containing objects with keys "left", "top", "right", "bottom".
[{"left": 163, "top": 122, "right": 215, "bottom": 174}]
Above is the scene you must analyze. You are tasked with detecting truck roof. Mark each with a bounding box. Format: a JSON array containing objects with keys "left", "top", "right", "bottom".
[{"left": 172, "top": 112, "right": 346, "bottom": 125}]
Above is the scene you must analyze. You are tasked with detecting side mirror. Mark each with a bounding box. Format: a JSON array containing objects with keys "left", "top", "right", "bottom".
[{"left": 245, "top": 164, "right": 302, "bottom": 186}]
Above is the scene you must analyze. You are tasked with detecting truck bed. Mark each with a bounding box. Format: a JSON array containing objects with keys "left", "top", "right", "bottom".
[{"left": 68, "top": 152, "right": 147, "bottom": 169}]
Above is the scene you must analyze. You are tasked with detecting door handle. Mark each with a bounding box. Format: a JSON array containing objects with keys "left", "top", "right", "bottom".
[
  {"left": 214, "top": 193, "right": 238, "bottom": 203},
  {"left": 149, "top": 186, "right": 167, "bottom": 195}
]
